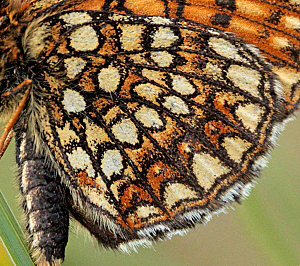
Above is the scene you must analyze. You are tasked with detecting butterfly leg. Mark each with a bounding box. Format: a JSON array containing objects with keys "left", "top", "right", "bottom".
[{"left": 16, "top": 131, "right": 69, "bottom": 265}]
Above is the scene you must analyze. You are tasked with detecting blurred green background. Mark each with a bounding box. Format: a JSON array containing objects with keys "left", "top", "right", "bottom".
[{"left": 0, "top": 118, "right": 299, "bottom": 266}]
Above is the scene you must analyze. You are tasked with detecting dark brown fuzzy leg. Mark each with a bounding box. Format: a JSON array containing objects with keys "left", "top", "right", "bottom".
[{"left": 16, "top": 131, "right": 69, "bottom": 265}]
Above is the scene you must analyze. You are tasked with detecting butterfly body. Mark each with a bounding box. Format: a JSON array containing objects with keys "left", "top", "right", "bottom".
[{"left": 0, "top": 0, "right": 299, "bottom": 265}]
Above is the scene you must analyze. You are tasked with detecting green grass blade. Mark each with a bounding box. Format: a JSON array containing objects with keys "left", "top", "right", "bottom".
[{"left": 0, "top": 190, "right": 34, "bottom": 266}]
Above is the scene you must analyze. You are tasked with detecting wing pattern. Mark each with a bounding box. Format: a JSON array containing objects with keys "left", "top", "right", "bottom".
[
  {"left": 0, "top": 0, "right": 299, "bottom": 263},
  {"left": 27, "top": 10, "right": 292, "bottom": 249}
]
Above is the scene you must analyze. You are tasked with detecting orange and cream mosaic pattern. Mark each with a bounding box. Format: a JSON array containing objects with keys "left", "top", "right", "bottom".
[{"left": 0, "top": 0, "right": 299, "bottom": 264}]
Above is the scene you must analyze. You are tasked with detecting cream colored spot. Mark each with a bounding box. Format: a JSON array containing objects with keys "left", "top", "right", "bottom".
[
  {"left": 98, "top": 65, "right": 120, "bottom": 92},
  {"left": 164, "top": 183, "right": 198, "bottom": 208},
  {"left": 60, "top": 12, "right": 92, "bottom": 25},
  {"left": 120, "top": 24, "right": 144, "bottom": 51},
  {"left": 236, "top": 103, "right": 265, "bottom": 132},
  {"left": 193, "top": 153, "right": 230, "bottom": 190},
  {"left": 67, "top": 147, "right": 95, "bottom": 177},
  {"left": 222, "top": 136, "right": 252, "bottom": 163},
  {"left": 163, "top": 96, "right": 189, "bottom": 114},
  {"left": 112, "top": 119, "right": 138, "bottom": 144},
  {"left": 84, "top": 119, "right": 110, "bottom": 152},
  {"left": 208, "top": 37, "right": 244, "bottom": 62},
  {"left": 70, "top": 25, "right": 98, "bottom": 51},
  {"left": 204, "top": 62, "right": 223, "bottom": 78},
  {"left": 227, "top": 65, "right": 261, "bottom": 98},
  {"left": 64, "top": 57, "right": 86, "bottom": 79},
  {"left": 152, "top": 27, "right": 178, "bottom": 48},
  {"left": 135, "top": 205, "right": 161, "bottom": 218},
  {"left": 101, "top": 149, "right": 123, "bottom": 179},
  {"left": 272, "top": 37, "right": 290, "bottom": 49},
  {"left": 151, "top": 51, "right": 174, "bottom": 67},
  {"left": 171, "top": 74, "right": 195, "bottom": 95},
  {"left": 62, "top": 89, "right": 86, "bottom": 113},
  {"left": 284, "top": 16, "right": 300, "bottom": 30},
  {"left": 134, "top": 83, "right": 162, "bottom": 104},
  {"left": 56, "top": 122, "right": 79, "bottom": 146},
  {"left": 135, "top": 106, "right": 163, "bottom": 128}
]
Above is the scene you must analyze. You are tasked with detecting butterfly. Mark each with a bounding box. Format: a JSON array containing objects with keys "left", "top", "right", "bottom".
[{"left": 0, "top": 0, "right": 299, "bottom": 265}]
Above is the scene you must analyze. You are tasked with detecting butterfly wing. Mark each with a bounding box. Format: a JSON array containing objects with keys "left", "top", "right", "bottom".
[
  {"left": 2, "top": 0, "right": 298, "bottom": 264},
  {"left": 24, "top": 10, "right": 293, "bottom": 250}
]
